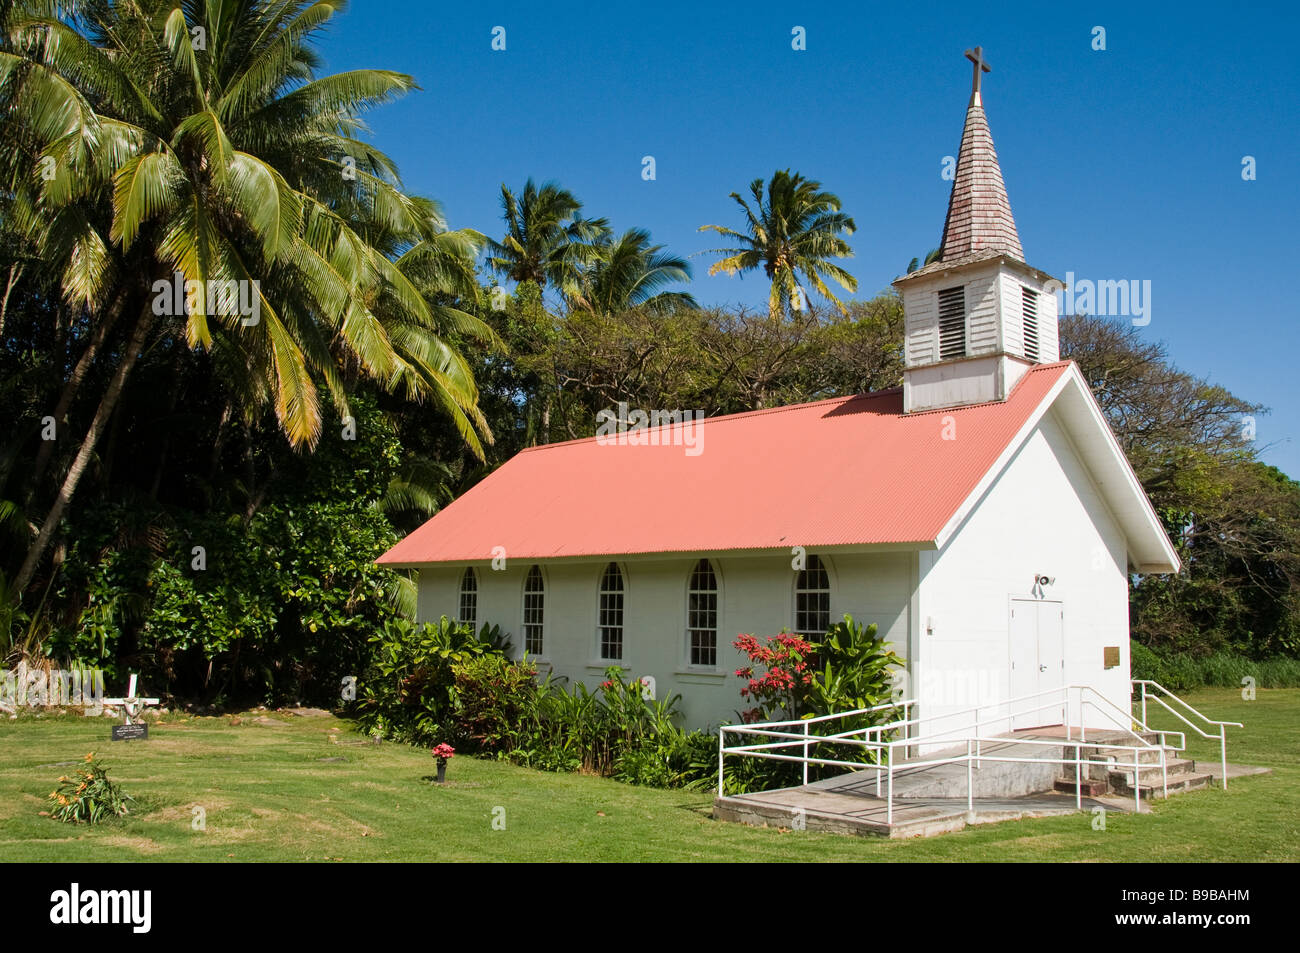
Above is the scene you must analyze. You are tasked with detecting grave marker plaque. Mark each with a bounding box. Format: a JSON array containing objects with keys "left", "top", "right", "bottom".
[{"left": 111, "top": 722, "right": 148, "bottom": 741}]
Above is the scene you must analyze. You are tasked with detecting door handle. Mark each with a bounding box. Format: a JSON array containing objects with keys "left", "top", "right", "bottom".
[{"left": 1039, "top": 664, "right": 1048, "bottom": 672}]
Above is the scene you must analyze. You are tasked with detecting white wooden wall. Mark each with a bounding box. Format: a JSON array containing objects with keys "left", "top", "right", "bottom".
[
  {"left": 417, "top": 550, "right": 913, "bottom": 730},
  {"left": 914, "top": 407, "right": 1132, "bottom": 737},
  {"left": 904, "top": 264, "right": 1061, "bottom": 369}
]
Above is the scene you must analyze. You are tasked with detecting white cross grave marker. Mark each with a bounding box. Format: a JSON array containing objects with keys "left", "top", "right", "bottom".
[{"left": 102, "top": 674, "right": 159, "bottom": 726}]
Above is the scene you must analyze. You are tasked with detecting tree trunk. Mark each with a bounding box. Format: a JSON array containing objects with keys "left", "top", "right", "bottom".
[
  {"left": 14, "top": 304, "right": 155, "bottom": 595},
  {"left": 28, "top": 291, "right": 129, "bottom": 497},
  {"left": 0, "top": 263, "right": 23, "bottom": 339},
  {"left": 208, "top": 400, "right": 232, "bottom": 482}
]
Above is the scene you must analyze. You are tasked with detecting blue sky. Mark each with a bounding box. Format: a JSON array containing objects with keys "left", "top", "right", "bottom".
[{"left": 321, "top": 1, "right": 1300, "bottom": 477}]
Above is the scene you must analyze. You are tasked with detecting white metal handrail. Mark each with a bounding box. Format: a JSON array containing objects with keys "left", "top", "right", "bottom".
[
  {"left": 722, "top": 699, "right": 912, "bottom": 786},
  {"left": 820, "top": 683, "right": 1072, "bottom": 747},
  {"left": 718, "top": 683, "right": 1177, "bottom": 823},
  {"left": 1082, "top": 683, "right": 1186, "bottom": 753},
  {"left": 821, "top": 692, "right": 1074, "bottom": 771},
  {"left": 728, "top": 699, "right": 914, "bottom": 731},
  {"left": 1133, "top": 680, "right": 1242, "bottom": 788}
]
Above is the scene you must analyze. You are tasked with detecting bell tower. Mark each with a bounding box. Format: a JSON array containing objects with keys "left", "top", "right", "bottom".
[{"left": 893, "top": 47, "right": 1061, "bottom": 414}]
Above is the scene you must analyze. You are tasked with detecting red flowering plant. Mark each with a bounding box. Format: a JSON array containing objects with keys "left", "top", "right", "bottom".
[
  {"left": 432, "top": 743, "right": 455, "bottom": 762},
  {"left": 733, "top": 632, "right": 817, "bottom": 723},
  {"left": 730, "top": 617, "right": 905, "bottom": 784}
]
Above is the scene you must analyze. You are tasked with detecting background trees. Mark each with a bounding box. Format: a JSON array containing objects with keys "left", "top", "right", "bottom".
[
  {"left": 699, "top": 169, "right": 858, "bottom": 318},
  {"left": 567, "top": 228, "right": 696, "bottom": 316},
  {"left": 0, "top": 5, "right": 1293, "bottom": 703},
  {"left": 0, "top": 0, "right": 493, "bottom": 696},
  {"left": 1, "top": 0, "right": 494, "bottom": 597},
  {"left": 486, "top": 179, "right": 607, "bottom": 298},
  {"left": 1062, "top": 314, "right": 1299, "bottom": 657}
]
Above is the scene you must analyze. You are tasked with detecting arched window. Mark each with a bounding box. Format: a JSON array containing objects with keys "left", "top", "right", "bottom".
[
  {"left": 523, "top": 565, "right": 545, "bottom": 656},
  {"left": 598, "top": 562, "right": 625, "bottom": 661},
  {"left": 687, "top": 559, "right": 719, "bottom": 668},
  {"left": 458, "top": 567, "right": 478, "bottom": 628},
  {"left": 795, "top": 555, "right": 831, "bottom": 639}
]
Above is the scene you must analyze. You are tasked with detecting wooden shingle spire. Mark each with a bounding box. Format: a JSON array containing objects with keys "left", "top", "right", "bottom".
[{"left": 937, "top": 47, "right": 1024, "bottom": 263}]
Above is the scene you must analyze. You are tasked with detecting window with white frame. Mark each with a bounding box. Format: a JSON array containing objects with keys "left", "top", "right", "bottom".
[
  {"left": 523, "top": 565, "right": 545, "bottom": 656},
  {"left": 795, "top": 555, "right": 831, "bottom": 639},
  {"left": 458, "top": 567, "right": 478, "bottom": 628},
  {"left": 598, "top": 562, "right": 625, "bottom": 661},
  {"left": 687, "top": 559, "right": 719, "bottom": 667}
]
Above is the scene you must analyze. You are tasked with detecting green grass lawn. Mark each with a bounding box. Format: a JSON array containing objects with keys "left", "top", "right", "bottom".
[{"left": 1, "top": 688, "right": 1295, "bottom": 862}]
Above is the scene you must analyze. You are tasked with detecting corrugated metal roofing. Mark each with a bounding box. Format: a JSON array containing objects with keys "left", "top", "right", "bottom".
[{"left": 378, "top": 363, "right": 1072, "bottom": 566}]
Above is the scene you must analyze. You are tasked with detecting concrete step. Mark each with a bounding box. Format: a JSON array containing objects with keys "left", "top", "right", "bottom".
[
  {"left": 1060, "top": 757, "right": 1202, "bottom": 798},
  {"left": 1059, "top": 747, "right": 1185, "bottom": 783},
  {"left": 1109, "top": 767, "right": 1215, "bottom": 799},
  {"left": 1053, "top": 776, "right": 1110, "bottom": 797},
  {"left": 1082, "top": 743, "right": 1171, "bottom": 766},
  {"left": 1110, "top": 758, "right": 1197, "bottom": 783}
]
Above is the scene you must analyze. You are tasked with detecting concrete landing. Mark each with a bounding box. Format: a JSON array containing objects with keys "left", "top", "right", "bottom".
[
  {"left": 1203, "top": 761, "right": 1272, "bottom": 784},
  {"left": 714, "top": 726, "right": 1268, "bottom": 838},
  {"left": 714, "top": 786, "right": 1128, "bottom": 839}
]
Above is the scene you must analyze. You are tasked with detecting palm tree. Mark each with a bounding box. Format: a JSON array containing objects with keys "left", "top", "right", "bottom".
[
  {"left": 2, "top": 0, "right": 492, "bottom": 593},
  {"left": 486, "top": 179, "right": 608, "bottom": 297},
  {"left": 699, "top": 169, "right": 857, "bottom": 318},
  {"left": 906, "top": 248, "right": 942, "bottom": 274},
  {"left": 569, "top": 228, "right": 697, "bottom": 315}
]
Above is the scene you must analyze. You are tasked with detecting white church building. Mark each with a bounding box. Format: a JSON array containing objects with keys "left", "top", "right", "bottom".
[{"left": 378, "top": 61, "right": 1179, "bottom": 736}]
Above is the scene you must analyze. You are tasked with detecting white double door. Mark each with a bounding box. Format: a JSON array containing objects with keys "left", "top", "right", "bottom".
[{"left": 1009, "top": 599, "right": 1064, "bottom": 729}]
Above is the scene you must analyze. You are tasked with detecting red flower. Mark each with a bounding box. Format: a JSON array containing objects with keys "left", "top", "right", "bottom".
[
  {"left": 432, "top": 743, "right": 456, "bottom": 759},
  {"left": 730, "top": 631, "right": 825, "bottom": 721}
]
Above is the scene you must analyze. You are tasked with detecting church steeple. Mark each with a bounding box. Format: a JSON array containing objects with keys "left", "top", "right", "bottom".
[
  {"left": 893, "top": 47, "right": 1060, "bottom": 414},
  {"left": 937, "top": 47, "right": 1024, "bottom": 263}
]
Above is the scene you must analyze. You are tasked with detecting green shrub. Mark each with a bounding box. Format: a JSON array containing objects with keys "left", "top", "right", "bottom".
[
  {"left": 729, "top": 615, "right": 905, "bottom": 788},
  {"left": 354, "top": 616, "right": 500, "bottom": 745},
  {"left": 734, "top": 615, "right": 904, "bottom": 722},
  {"left": 1131, "top": 640, "right": 1300, "bottom": 691},
  {"left": 46, "top": 753, "right": 132, "bottom": 824},
  {"left": 528, "top": 667, "right": 684, "bottom": 775},
  {"left": 45, "top": 497, "right": 402, "bottom": 706},
  {"left": 450, "top": 654, "right": 541, "bottom": 754},
  {"left": 353, "top": 614, "right": 908, "bottom": 797},
  {"left": 42, "top": 396, "right": 410, "bottom": 706},
  {"left": 807, "top": 615, "right": 906, "bottom": 720},
  {"left": 611, "top": 741, "right": 685, "bottom": 788},
  {"left": 1250, "top": 657, "right": 1300, "bottom": 687},
  {"left": 490, "top": 667, "right": 691, "bottom": 779},
  {"left": 1129, "top": 639, "right": 1171, "bottom": 686}
]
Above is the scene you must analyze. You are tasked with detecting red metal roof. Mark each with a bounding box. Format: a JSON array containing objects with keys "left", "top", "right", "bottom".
[{"left": 378, "top": 362, "right": 1072, "bottom": 566}]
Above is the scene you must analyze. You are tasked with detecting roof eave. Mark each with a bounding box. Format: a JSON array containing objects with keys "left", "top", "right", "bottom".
[
  {"left": 1053, "top": 365, "right": 1182, "bottom": 573},
  {"left": 893, "top": 253, "right": 1061, "bottom": 288},
  {"left": 377, "top": 539, "right": 939, "bottom": 570}
]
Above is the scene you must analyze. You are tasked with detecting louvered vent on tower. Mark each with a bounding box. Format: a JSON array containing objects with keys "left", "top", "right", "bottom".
[
  {"left": 938, "top": 286, "right": 967, "bottom": 361},
  {"left": 1022, "top": 287, "right": 1040, "bottom": 362}
]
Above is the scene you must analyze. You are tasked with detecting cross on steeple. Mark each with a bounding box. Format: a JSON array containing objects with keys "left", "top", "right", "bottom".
[{"left": 965, "top": 46, "right": 991, "bottom": 98}]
